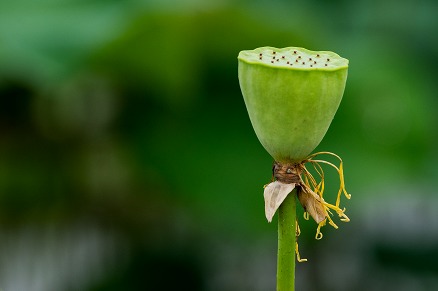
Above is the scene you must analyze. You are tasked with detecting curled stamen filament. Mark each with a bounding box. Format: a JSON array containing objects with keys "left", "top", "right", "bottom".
[
  {"left": 296, "top": 219, "right": 301, "bottom": 236},
  {"left": 315, "top": 222, "right": 324, "bottom": 240},
  {"left": 303, "top": 212, "right": 309, "bottom": 220},
  {"left": 295, "top": 220, "right": 307, "bottom": 262},
  {"left": 295, "top": 242, "right": 307, "bottom": 262}
]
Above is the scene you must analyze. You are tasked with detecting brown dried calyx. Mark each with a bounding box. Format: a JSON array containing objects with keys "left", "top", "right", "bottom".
[
  {"left": 265, "top": 162, "right": 327, "bottom": 224},
  {"left": 273, "top": 162, "right": 302, "bottom": 184}
]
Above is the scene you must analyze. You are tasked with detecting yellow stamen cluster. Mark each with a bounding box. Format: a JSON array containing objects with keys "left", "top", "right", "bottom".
[{"left": 295, "top": 152, "right": 351, "bottom": 261}]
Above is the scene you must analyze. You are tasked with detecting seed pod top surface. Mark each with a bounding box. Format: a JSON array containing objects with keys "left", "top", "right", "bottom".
[
  {"left": 238, "top": 46, "right": 348, "bottom": 70},
  {"left": 238, "top": 46, "right": 349, "bottom": 162}
]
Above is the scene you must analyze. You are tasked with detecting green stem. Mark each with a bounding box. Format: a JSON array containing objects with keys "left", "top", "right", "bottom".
[{"left": 277, "top": 190, "right": 296, "bottom": 291}]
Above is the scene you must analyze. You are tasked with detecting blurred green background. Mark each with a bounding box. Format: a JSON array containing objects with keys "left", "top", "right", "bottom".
[{"left": 1, "top": 0, "right": 438, "bottom": 290}]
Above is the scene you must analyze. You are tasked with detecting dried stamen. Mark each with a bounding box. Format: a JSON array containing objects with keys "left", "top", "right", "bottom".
[
  {"left": 263, "top": 151, "right": 351, "bottom": 261},
  {"left": 296, "top": 242, "right": 307, "bottom": 262}
]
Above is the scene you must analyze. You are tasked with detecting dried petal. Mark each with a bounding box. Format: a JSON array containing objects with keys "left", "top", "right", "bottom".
[
  {"left": 263, "top": 181, "right": 296, "bottom": 222},
  {"left": 297, "top": 187, "right": 327, "bottom": 224}
]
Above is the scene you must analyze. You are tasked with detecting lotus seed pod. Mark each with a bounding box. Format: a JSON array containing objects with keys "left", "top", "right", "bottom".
[{"left": 238, "top": 47, "right": 348, "bottom": 162}]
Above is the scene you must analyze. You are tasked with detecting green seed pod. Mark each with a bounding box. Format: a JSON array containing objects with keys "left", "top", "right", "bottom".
[{"left": 238, "top": 46, "right": 348, "bottom": 162}]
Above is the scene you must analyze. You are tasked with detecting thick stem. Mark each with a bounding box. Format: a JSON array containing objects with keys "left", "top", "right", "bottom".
[{"left": 277, "top": 190, "right": 296, "bottom": 291}]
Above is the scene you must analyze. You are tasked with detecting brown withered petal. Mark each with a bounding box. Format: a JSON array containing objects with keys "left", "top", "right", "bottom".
[{"left": 297, "top": 187, "right": 327, "bottom": 224}]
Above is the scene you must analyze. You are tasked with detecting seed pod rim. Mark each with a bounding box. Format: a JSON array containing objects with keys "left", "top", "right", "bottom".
[{"left": 238, "top": 46, "right": 349, "bottom": 72}]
